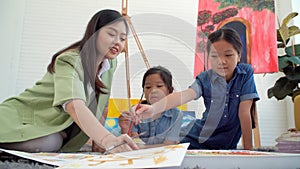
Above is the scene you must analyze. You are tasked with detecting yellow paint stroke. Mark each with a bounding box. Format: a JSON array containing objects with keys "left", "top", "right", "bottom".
[
  {"left": 80, "top": 155, "right": 94, "bottom": 159},
  {"left": 165, "top": 144, "right": 184, "bottom": 150},
  {"left": 84, "top": 144, "right": 185, "bottom": 167},
  {"left": 153, "top": 155, "right": 167, "bottom": 164},
  {"left": 35, "top": 153, "right": 59, "bottom": 157},
  {"left": 88, "top": 156, "right": 135, "bottom": 166},
  {"left": 119, "top": 159, "right": 134, "bottom": 166},
  {"left": 88, "top": 161, "right": 105, "bottom": 166}
]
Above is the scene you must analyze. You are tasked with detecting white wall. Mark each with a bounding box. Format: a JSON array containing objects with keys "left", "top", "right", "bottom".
[
  {"left": 0, "top": 0, "right": 297, "bottom": 146},
  {"left": 291, "top": 0, "right": 300, "bottom": 44},
  {"left": 0, "top": 0, "right": 25, "bottom": 101}
]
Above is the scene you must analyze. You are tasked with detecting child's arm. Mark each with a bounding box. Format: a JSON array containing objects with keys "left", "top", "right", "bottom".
[
  {"left": 135, "top": 88, "right": 197, "bottom": 120},
  {"left": 238, "top": 99, "right": 253, "bottom": 150}
]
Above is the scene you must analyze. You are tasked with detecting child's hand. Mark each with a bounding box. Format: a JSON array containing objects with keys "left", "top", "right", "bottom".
[
  {"left": 132, "top": 104, "right": 155, "bottom": 124},
  {"left": 119, "top": 111, "right": 132, "bottom": 134}
]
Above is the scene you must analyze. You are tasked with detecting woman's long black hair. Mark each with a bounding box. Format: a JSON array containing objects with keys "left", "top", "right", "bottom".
[{"left": 47, "top": 9, "right": 128, "bottom": 95}]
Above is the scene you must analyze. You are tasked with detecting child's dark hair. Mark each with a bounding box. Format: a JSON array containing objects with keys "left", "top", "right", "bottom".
[
  {"left": 142, "top": 66, "right": 174, "bottom": 93},
  {"left": 207, "top": 27, "right": 242, "bottom": 55}
]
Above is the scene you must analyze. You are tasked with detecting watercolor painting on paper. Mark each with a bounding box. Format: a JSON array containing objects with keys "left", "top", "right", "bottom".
[{"left": 0, "top": 143, "right": 189, "bottom": 168}]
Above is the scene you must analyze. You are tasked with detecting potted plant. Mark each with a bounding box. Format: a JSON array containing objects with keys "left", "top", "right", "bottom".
[{"left": 267, "top": 12, "right": 300, "bottom": 130}]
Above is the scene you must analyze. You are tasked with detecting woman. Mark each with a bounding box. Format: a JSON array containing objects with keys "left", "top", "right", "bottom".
[{"left": 0, "top": 9, "right": 138, "bottom": 153}]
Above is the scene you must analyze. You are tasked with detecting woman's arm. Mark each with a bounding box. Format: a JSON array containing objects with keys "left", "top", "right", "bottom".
[
  {"left": 135, "top": 88, "right": 197, "bottom": 120},
  {"left": 65, "top": 99, "right": 138, "bottom": 153},
  {"left": 238, "top": 99, "right": 253, "bottom": 150}
]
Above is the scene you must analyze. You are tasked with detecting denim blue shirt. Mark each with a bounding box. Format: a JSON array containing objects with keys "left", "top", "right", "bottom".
[
  {"left": 182, "top": 63, "right": 259, "bottom": 149},
  {"left": 133, "top": 108, "right": 183, "bottom": 145}
]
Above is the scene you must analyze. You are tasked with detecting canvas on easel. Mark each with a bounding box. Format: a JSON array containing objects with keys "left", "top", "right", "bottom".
[{"left": 194, "top": 0, "right": 277, "bottom": 76}]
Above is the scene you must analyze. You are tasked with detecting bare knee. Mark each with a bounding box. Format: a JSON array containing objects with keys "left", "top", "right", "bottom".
[{"left": 0, "top": 132, "right": 63, "bottom": 152}]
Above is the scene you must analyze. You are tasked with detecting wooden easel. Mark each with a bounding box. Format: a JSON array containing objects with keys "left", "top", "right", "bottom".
[{"left": 121, "top": 0, "right": 150, "bottom": 107}]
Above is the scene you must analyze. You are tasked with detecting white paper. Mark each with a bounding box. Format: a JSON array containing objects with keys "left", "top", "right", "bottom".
[{"left": 0, "top": 143, "right": 189, "bottom": 169}]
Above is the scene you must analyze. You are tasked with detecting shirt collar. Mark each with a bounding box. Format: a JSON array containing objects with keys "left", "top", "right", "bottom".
[
  {"left": 209, "top": 63, "right": 246, "bottom": 83},
  {"left": 208, "top": 69, "right": 223, "bottom": 84},
  {"left": 97, "top": 59, "right": 110, "bottom": 80},
  {"left": 235, "top": 63, "right": 247, "bottom": 75}
]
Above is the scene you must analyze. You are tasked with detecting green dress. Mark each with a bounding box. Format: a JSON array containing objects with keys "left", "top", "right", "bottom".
[{"left": 0, "top": 49, "right": 117, "bottom": 152}]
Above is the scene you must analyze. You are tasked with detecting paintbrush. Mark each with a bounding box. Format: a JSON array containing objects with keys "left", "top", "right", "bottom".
[
  {"left": 103, "top": 131, "right": 146, "bottom": 155},
  {"left": 127, "top": 92, "right": 144, "bottom": 135}
]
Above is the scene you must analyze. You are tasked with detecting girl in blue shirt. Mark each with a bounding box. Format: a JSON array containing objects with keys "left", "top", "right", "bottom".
[
  {"left": 119, "top": 66, "right": 183, "bottom": 148},
  {"left": 133, "top": 28, "right": 259, "bottom": 150}
]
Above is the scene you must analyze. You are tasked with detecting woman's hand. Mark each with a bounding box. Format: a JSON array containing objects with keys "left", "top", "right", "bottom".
[
  {"left": 65, "top": 99, "right": 138, "bottom": 153},
  {"left": 99, "top": 134, "right": 139, "bottom": 154},
  {"left": 92, "top": 140, "right": 105, "bottom": 152}
]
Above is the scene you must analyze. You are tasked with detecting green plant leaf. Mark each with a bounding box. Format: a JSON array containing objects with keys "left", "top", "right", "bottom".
[
  {"left": 277, "top": 30, "right": 290, "bottom": 47},
  {"left": 288, "top": 56, "right": 300, "bottom": 64},
  {"left": 278, "top": 55, "right": 292, "bottom": 71},
  {"left": 285, "top": 44, "right": 300, "bottom": 56},
  {"left": 279, "top": 55, "right": 300, "bottom": 65},
  {"left": 267, "top": 77, "right": 298, "bottom": 100},
  {"left": 279, "top": 12, "right": 298, "bottom": 44},
  {"left": 282, "top": 12, "right": 298, "bottom": 26},
  {"left": 283, "top": 65, "right": 300, "bottom": 81},
  {"left": 277, "top": 29, "right": 283, "bottom": 42},
  {"left": 289, "top": 25, "right": 300, "bottom": 37},
  {"left": 269, "top": 12, "right": 300, "bottom": 101},
  {"left": 279, "top": 25, "right": 289, "bottom": 44}
]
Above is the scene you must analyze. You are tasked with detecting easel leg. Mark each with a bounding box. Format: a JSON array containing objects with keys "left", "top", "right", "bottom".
[{"left": 121, "top": 0, "right": 150, "bottom": 109}]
